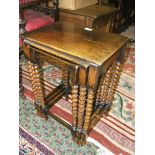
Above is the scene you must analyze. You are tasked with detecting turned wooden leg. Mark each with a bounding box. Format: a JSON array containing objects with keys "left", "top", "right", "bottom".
[
  {"left": 77, "top": 86, "right": 87, "bottom": 133},
  {"left": 62, "top": 70, "right": 69, "bottom": 100},
  {"left": 76, "top": 88, "right": 94, "bottom": 146},
  {"left": 69, "top": 66, "right": 79, "bottom": 141},
  {"left": 76, "top": 86, "right": 87, "bottom": 144},
  {"left": 89, "top": 66, "right": 113, "bottom": 130},
  {"left": 71, "top": 66, "right": 99, "bottom": 145},
  {"left": 79, "top": 66, "right": 99, "bottom": 145},
  {"left": 100, "top": 66, "right": 113, "bottom": 103},
  {"left": 74, "top": 67, "right": 88, "bottom": 145},
  {"left": 95, "top": 66, "right": 113, "bottom": 107},
  {"left": 71, "top": 84, "right": 79, "bottom": 132},
  {"left": 107, "top": 61, "right": 123, "bottom": 104},
  {"left": 27, "top": 61, "right": 47, "bottom": 120},
  {"left": 83, "top": 89, "right": 94, "bottom": 134}
]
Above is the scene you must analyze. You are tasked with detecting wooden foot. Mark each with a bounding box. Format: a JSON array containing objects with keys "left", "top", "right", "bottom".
[
  {"left": 74, "top": 133, "right": 86, "bottom": 146},
  {"left": 35, "top": 105, "right": 48, "bottom": 120}
]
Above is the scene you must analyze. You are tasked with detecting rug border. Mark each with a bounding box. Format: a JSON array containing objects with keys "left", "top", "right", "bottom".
[{"left": 19, "top": 126, "right": 55, "bottom": 155}]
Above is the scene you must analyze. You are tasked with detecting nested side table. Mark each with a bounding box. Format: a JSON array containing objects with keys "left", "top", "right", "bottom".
[
  {"left": 59, "top": 5, "right": 119, "bottom": 32},
  {"left": 22, "top": 22, "right": 128, "bottom": 145}
]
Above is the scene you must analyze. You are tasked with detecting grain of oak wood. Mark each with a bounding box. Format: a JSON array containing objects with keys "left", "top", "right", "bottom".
[{"left": 23, "top": 22, "right": 128, "bottom": 66}]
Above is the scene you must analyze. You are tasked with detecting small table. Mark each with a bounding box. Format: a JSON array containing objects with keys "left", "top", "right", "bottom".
[
  {"left": 22, "top": 22, "right": 128, "bottom": 145},
  {"left": 59, "top": 5, "right": 119, "bottom": 32}
]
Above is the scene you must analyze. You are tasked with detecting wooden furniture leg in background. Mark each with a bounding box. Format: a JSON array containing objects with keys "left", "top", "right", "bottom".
[
  {"left": 62, "top": 70, "right": 69, "bottom": 100},
  {"left": 106, "top": 60, "right": 123, "bottom": 106},
  {"left": 105, "top": 48, "right": 125, "bottom": 112}
]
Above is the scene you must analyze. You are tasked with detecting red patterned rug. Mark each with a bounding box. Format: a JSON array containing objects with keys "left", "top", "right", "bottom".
[{"left": 20, "top": 38, "right": 135, "bottom": 155}]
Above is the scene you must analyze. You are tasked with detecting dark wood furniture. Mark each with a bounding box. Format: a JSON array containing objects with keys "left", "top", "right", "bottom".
[
  {"left": 99, "top": 0, "right": 135, "bottom": 32},
  {"left": 59, "top": 5, "right": 119, "bottom": 32},
  {"left": 22, "top": 22, "right": 128, "bottom": 145}
]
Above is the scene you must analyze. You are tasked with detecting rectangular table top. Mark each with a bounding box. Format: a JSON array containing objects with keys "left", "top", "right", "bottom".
[
  {"left": 60, "top": 5, "right": 118, "bottom": 18},
  {"left": 23, "top": 22, "right": 128, "bottom": 66}
]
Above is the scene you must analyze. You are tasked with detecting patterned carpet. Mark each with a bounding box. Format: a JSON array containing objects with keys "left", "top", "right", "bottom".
[
  {"left": 19, "top": 26, "right": 135, "bottom": 155},
  {"left": 19, "top": 96, "right": 102, "bottom": 155}
]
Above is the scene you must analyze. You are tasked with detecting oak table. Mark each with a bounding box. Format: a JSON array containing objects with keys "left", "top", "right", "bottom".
[
  {"left": 59, "top": 5, "right": 119, "bottom": 32},
  {"left": 22, "top": 22, "right": 128, "bottom": 145}
]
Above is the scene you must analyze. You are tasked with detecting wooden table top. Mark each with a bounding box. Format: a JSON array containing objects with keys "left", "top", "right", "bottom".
[
  {"left": 60, "top": 5, "right": 119, "bottom": 18},
  {"left": 23, "top": 22, "right": 128, "bottom": 66}
]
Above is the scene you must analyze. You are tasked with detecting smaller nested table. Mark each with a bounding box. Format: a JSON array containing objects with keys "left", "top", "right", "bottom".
[
  {"left": 22, "top": 22, "right": 128, "bottom": 145},
  {"left": 59, "top": 5, "right": 119, "bottom": 32}
]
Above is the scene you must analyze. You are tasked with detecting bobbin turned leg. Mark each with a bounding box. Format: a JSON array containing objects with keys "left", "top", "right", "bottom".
[
  {"left": 95, "top": 67, "right": 112, "bottom": 105},
  {"left": 81, "top": 88, "right": 95, "bottom": 145},
  {"left": 72, "top": 66, "right": 88, "bottom": 145},
  {"left": 69, "top": 67, "right": 79, "bottom": 141},
  {"left": 106, "top": 61, "right": 123, "bottom": 107},
  {"left": 79, "top": 66, "right": 99, "bottom": 145},
  {"left": 76, "top": 85, "right": 87, "bottom": 144},
  {"left": 27, "top": 61, "right": 47, "bottom": 120},
  {"left": 99, "top": 66, "right": 114, "bottom": 116},
  {"left": 100, "top": 67, "right": 113, "bottom": 103},
  {"left": 71, "top": 84, "right": 79, "bottom": 138},
  {"left": 89, "top": 66, "right": 113, "bottom": 130}
]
